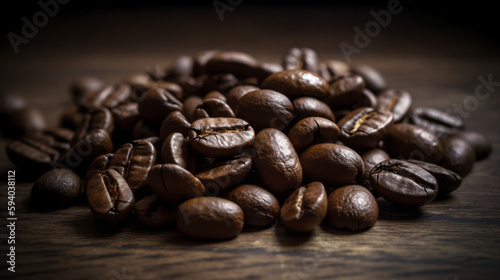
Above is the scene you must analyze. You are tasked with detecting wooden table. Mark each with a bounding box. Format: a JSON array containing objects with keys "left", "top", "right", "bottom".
[{"left": 1, "top": 5, "right": 500, "bottom": 280}]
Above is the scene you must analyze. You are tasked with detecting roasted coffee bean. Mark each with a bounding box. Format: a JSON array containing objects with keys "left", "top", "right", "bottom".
[
  {"left": 226, "top": 85, "right": 260, "bottom": 113},
  {"left": 188, "top": 117, "right": 255, "bottom": 158},
  {"left": 280, "top": 182, "right": 327, "bottom": 232},
  {"left": 205, "top": 51, "right": 258, "bottom": 78},
  {"left": 4, "top": 106, "right": 46, "bottom": 138},
  {"left": 176, "top": 197, "right": 244, "bottom": 240},
  {"left": 224, "top": 184, "right": 279, "bottom": 227},
  {"left": 337, "top": 107, "right": 394, "bottom": 149},
  {"left": 360, "top": 149, "right": 390, "bottom": 192},
  {"left": 70, "top": 76, "right": 105, "bottom": 103},
  {"left": 138, "top": 88, "right": 183, "bottom": 122},
  {"left": 135, "top": 194, "right": 176, "bottom": 228},
  {"left": 370, "top": 159, "right": 438, "bottom": 207},
  {"left": 253, "top": 62, "right": 283, "bottom": 82},
  {"left": 164, "top": 55, "right": 193, "bottom": 78},
  {"left": 300, "top": 143, "right": 364, "bottom": 186},
  {"left": 409, "top": 107, "right": 464, "bottom": 141},
  {"left": 282, "top": 47, "right": 318, "bottom": 73},
  {"left": 31, "top": 168, "right": 81, "bottom": 209},
  {"left": 132, "top": 80, "right": 184, "bottom": 102},
  {"left": 86, "top": 169, "right": 135, "bottom": 222},
  {"left": 192, "top": 50, "right": 219, "bottom": 76},
  {"left": 261, "top": 69, "right": 330, "bottom": 99},
  {"left": 112, "top": 102, "right": 140, "bottom": 131},
  {"left": 192, "top": 98, "right": 235, "bottom": 121},
  {"left": 182, "top": 96, "right": 203, "bottom": 123},
  {"left": 292, "top": 97, "right": 335, "bottom": 121},
  {"left": 236, "top": 89, "right": 294, "bottom": 131},
  {"left": 253, "top": 128, "right": 302, "bottom": 194},
  {"left": 325, "top": 74, "right": 365, "bottom": 109},
  {"left": 287, "top": 117, "right": 340, "bottom": 152},
  {"left": 148, "top": 164, "right": 205, "bottom": 205},
  {"left": 318, "top": 60, "right": 350, "bottom": 82},
  {"left": 450, "top": 131, "right": 491, "bottom": 161},
  {"left": 72, "top": 107, "right": 114, "bottom": 145},
  {"left": 84, "top": 153, "right": 113, "bottom": 189},
  {"left": 201, "top": 73, "right": 240, "bottom": 94},
  {"left": 383, "top": 123, "right": 443, "bottom": 164},
  {"left": 203, "top": 91, "right": 226, "bottom": 102},
  {"left": 351, "top": 88, "right": 378, "bottom": 109},
  {"left": 60, "top": 105, "right": 84, "bottom": 130},
  {"left": 132, "top": 119, "right": 160, "bottom": 140},
  {"left": 161, "top": 132, "right": 190, "bottom": 169},
  {"left": 81, "top": 83, "right": 131, "bottom": 111},
  {"left": 159, "top": 111, "right": 191, "bottom": 141},
  {"left": 440, "top": 135, "right": 476, "bottom": 177},
  {"left": 350, "top": 64, "right": 386, "bottom": 94},
  {"left": 326, "top": 185, "right": 378, "bottom": 231},
  {"left": 407, "top": 159, "right": 462, "bottom": 194},
  {"left": 376, "top": 88, "right": 412, "bottom": 123},
  {"left": 196, "top": 156, "right": 252, "bottom": 195},
  {"left": 0, "top": 92, "right": 25, "bottom": 117}
]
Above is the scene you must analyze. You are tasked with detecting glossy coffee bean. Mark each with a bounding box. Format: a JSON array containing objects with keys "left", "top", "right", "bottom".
[
  {"left": 337, "top": 107, "right": 393, "bottom": 149},
  {"left": 112, "top": 102, "right": 140, "bottom": 131},
  {"left": 0, "top": 92, "right": 25, "bottom": 117},
  {"left": 5, "top": 106, "right": 46, "bottom": 138},
  {"left": 81, "top": 83, "right": 131, "bottom": 111},
  {"left": 226, "top": 85, "right": 260, "bottom": 113},
  {"left": 261, "top": 69, "right": 330, "bottom": 99},
  {"left": 287, "top": 117, "right": 340, "bottom": 152},
  {"left": 70, "top": 76, "right": 105, "bottom": 103},
  {"left": 407, "top": 159, "right": 462, "bottom": 194},
  {"left": 192, "top": 50, "right": 219, "bottom": 76},
  {"left": 351, "top": 88, "right": 378, "bottom": 109},
  {"left": 326, "top": 185, "right": 378, "bottom": 231},
  {"left": 280, "top": 182, "right": 327, "bottom": 232},
  {"left": 325, "top": 74, "right": 365, "bottom": 108},
  {"left": 203, "top": 91, "right": 226, "bottom": 102},
  {"left": 31, "top": 168, "right": 81, "bottom": 209},
  {"left": 440, "top": 135, "right": 476, "bottom": 177},
  {"left": 205, "top": 51, "right": 258, "bottom": 78},
  {"left": 161, "top": 132, "right": 191, "bottom": 169},
  {"left": 359, "top": 149, "right": 390, "bottom": 192},
  {"left": 131, "top": 80, "right": 183, "bottom": 102},
  {"left": 72, "top": 107, "right": 114, "bottom": 146},
  {"left": 409, "top": 107, "right": 464, "bottom": 141},
  {"left": 201, "top": 73, "right": 239, "bottom": 94},
  {"left": 370, "top": 159, "right": 438, "bottom": 207},
  {"left": 86, "top": 169, "right": 135, "bottom": 222},
  {"left": 318, "top": 60, "right": 350, "bottom": 82},
  {"left": 159, "top": 111, "right": 191, "bottom": 141},
  {"left": 84, "top": 153, "right": 113, "bottom": 189},
  {"left": 176, "top": 197, "right": 244, "bottom": 240},
  {"left": 350, "top": 64, "right": 386, "bottom": 94},
  {"left": 292, "top": 97, "right": 335, "bottom": 121},
  {"left": 253, "top": 128, "right": 302, "bottom": 194},
  {"left": 135, "top": 194, "right": 176, "bottom": 228},
  {"left": 196, "top": 157, "right": 252, "bottom": 195},
  {"left": 192, "top": 98, "right": 235, "bottom": 121},
  {"left": 188, "top": 117, "right": 255, "bottom": 158},
  {"left": 376, "top": 88, "right": 412, "bottom": 123},
  {"left": 148, "top": 164, "right": 205, "bottom": 205},
  {"left": 451, "top": 131, "right": 492, "bottom": 160},
  {"left": 282, "top": 47, "right": 319, "bottom": 73},
  {"left": 236, "top": 89, "right": 294, "bottom": 131},
  {"left": 164, "top": 55, "right": 193, "bottom": 78},
  {"left": 383, "top": 123, "right": 443, "bottom": 164},
  {"left": 300, "top": 143, "right": 364, "bottom": 186},
  {"left": 138, "top": 88, "right": 183, "bottom": 122},
  {"left": 182, "top": 96, "right": 203, "bottom": 123},
  {"left": 224, "top": 184, "right": 279, "bottom": 227},
  {"left": 253, "top": 62, "right": 283, "bottom": 82}
]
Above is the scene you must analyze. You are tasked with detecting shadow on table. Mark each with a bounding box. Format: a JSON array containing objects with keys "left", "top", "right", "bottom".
[
  {"left": 376, "top": 197, "right": 424, "bottom": 221},
  {"left": 274, "top": 223, "right": 314, "bottom": 247}
]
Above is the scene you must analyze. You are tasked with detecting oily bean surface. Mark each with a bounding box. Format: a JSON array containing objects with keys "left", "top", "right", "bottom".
[
  {"left": 287, "top": 117, "right": 340, "bottom": 152},
  {"left": 407, "top": 159, "right": 462, "bottom": 194},
  {"left": 196, "top": 157, "right": 252, "bottom": 195},
  {"left": 261, "top": 69, "right": 330, "bottom": 99},
  {"left": 409, "top": 107, "right": 464, "bottom": 141},
  {"left": 31, "top": 168, "right": 82, "bottom": 209},
  {"left": 376, "top": 88, "right": 412, "bottom": 123}
]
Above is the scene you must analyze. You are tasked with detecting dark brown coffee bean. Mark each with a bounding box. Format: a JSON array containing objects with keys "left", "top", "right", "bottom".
[
  {"left": 84, "top": 153, "right": 113, "bottom": 189},
  {"left": 261, "top": 69, "right": 330, "bottom": 99},
  {"left": 292, "top": 97, "right": 335, "bottom": 121},
  {"left": 282, "top": 47, "right": 319, "bottom": 73},
  {"left": 326, "top": 185, "right": 378, "bottom": 231},
  {"left": 0, "top": 92, "right": 25, "bottom": 117},
  {"left": 188, "top": 117, "right": 255, "bottom": 158},
  {"left": 70, "top": 76, "right": 105, "bottom": 103},
  {"left": 135, "top": 194, "right": 176, "bottom": 228},
  {"left": 205, "top": 51, "right": 258, "bottom": 78},
  {"left": 318, "top": 60, "right": 350, "bottom": 82},
  {"left": 351, "top": 88, "right": 378, "bottom": 109},
  {"left": 360, "top": 149, "right": 390, "bottom": 192},
  {"left": 383, "top": 123, "right": 443, "bottom": 164},
  {"left": 253, "top": 128, "right": 302, "bottom": 194},
  {"left": 409, "top": 107, "right": 464, "bottom": 141},
  {"left": 325, "top": 74, "right": 365, "bottom": 109},
  {"left": 287, "top": 117, "right": 340, "bottom": 152},
  {"left": 203, "top": 91, "right": 226, "bottom": 102},
  {"left": 201, "top": 73, "right": 239, "bottom": 94},
  {"left": 376, "top": 88, "right": 412, "bottom": 123},
  {"left": 112, "top": 102, "right": 140, "bottom": 131},
  {"left": 165, "top": 55, "right": 193, "bottom": 78},
  {"left": 253, "top": 62, "right": 283, "bottom": 82},
  {"left": 192, "top": 98, "right": 235, "bottom": 121},
  {"left": 182, "top": 96, "right": 203, "bottom": 123},
  {"left": 72, "top": 107, "right": 114, "bottom": 146},
  {"left": 300, "top": 143, "right": 364, "bottom": 186},
  {"left": 196, "top": 157, "right": 252, "bottom": 195},
  {"left": 138, "top": 88, "right": 183, "bottom": 122},
  {"left": 226, "top": 85, "right": 260, "bottom": 113},
  {"left": 440, "top": 135, "right": 476, "bottom": 177},
  {"left": 370, "top": 159, "right": 438, "bottom": 207},
  {"left": 176, "top": 197, "right": 244, "bottom": 240},
  {"left": 350, "top": 64, "right": 386, "bottom": 94},
  {"left": 192, "top": 50, "right": 219, "bottom": 77},
  {"left": 236, "top": 89, "right": 294, "bottom": 131},
  {"left": 159, "top": 111, "right": 191, "bottom": 141},
  {"left": 148, "top": 164, "right": 205, "bottom": 205},
  {"left": 407, "top": 159, "right": 462, "bottom": 194},
  {"left": 86, "top": 169, "right": 135, "bottom": 222},
  {"left": 132, "top": 80, "right": 184, "bottom": 102},
  {"left": 280, "top": 182, "right": 327, "bottom": 232},
  {"left": 59, "top": 105, "right": 84, "bottom": 130},
  {"left": 132, "top": 120, "right": 160, "bottom": 140},
  {"left": 5, "top": 106, "right": 46, "bottom": 138},
  {"left": 161, "top": 132, "right": 190, "bottom": 169},
  {"left": 81, "top": 83, "right": 131, "bottom": 111},
  {"left": 31, "top": 168, "right": 81, "bottom": 209},
  {"left": 449, "top": 131, "right": 491, "bottom": 161},
  {"left": 337, "top": 107, "right": 394, "bottom": 149},
  {"left": 223, "top": 184, "right": 279, "bottom": 227}
]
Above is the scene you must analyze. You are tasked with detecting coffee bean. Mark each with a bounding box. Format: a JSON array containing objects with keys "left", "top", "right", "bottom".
[
  {"left": 292, "top": 97, "right": 335, "bottom": 122},
  {"left": 176, "top": 197, "right": 244, "bottom": 240},
  {"left": 409, "top": 107, "right": 464, "bottom": 141},
  {"left": 450, "top": 131, "right": 491, "bottom": 160},
  {"left": 182, "top": 96, "right": 203, "bottom": 123},
  {"left": 326, "top": 185, "right": 378, "bottom": 231},
  {"left": 201, "top": 73, "right": 240, "bottom": 94},
  {"left": 138, "top": 88, "right": 183, "bottom": 122},
  {"left": 226, "top": 85, "right": 260, "bottom": 113},
  {"left": 253, "top": 128, "right": 303, "bottom": 195},
  {"left": 161, "top": 132, "right": 192, "bottom": 170},
  {"left": 261, "top": 69, "right": 330, "bottom": 99},
  {"left": 31, "top": 168, "right": 81, "bottom": 209},
  {"left": 112, "top": 102, "right": 140, "bottom": 131},
  {"left": 376, "top": 88, "right": 412, "bottom": 123},
  {"left": 81, "top": 83, "right": 131, "bottom": 111},
  {"left": 300, "top": 143, "right": 364, "bottom": 186},
  {"left": 164, "top": 55, "right": 193, "bottom": 78},
  {"left": 325, "top": 74, "right": 365, "bottom": 109},
  {"left": 370, "top": 159, "right": 438, "bottom": 207},
  {"left": 287, "top": 117, "right": 340, "bottom": 152},
  {"left": 203, "top": 91, "right": 226, "bottom": 102},
  {"left": 192, "top": 98, "right": 235, "bottom": 121},
  {"left": 86, "top": 169, "right": 135, "bottom": 222},
  {"left": 318, "top": 60, "right": 350, "bottom": 82},
  {"left": 280, "top": 182, "right": 327, "bottom": 232},
  {"left": 351, "top": 88, "right": 378, "bottom": 109},
  {"left": 60, "top": 105, "right": 84, "bottom": 130},
  {"left": 253, "top": 62, "right": 283, "bottom": 82},
  {"left": 132, "top": 119, "right": 160, "bottom": 140},
  {"left": 135, "top": 194, "right": 176, "bottom": 228},
  {"left": 440, "top": 135, "right": 475, "bottom": 177},
  {"left": 204, "top": 51, "right": 258, "bottom": 78},
  {"left": 159, "top": 111, "right": 191, "bottom": 141},
  {"left": 350, "top": 64, "right": 386, "bottom": 94},
  {"left": 195, "top": 156, "right": 252, "bottom": 195},
  {"left": 282, "top": 47, "right": 319, "bottom": 73},
  {"left": 0, "top": 92, "right": 25, "bottom": 121},
  {"left": 359, "top": 148, "right": 390, "bottom": 192},
  {"left": 192, "top": 50, "right": 219, "bottom": 77},
  {"left": 72, "top": 107, "right": 114, "bottom": 146},
  {"left": 5, "top": 106, "right": 46, "bottom": 138},
  {"left": 84, "top": 153, "right": 113, "bottom": 189},
  {"left": 70, "top": 76, "right": 105, "bottom": 103},
  {"left": 407, "top": 159, "right": 462, "bottom": 195}
]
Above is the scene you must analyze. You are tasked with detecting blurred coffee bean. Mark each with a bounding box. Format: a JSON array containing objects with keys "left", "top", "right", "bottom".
[
  {"left": 376, "top": 88, "right": 412, "bottom": 123},
  {"left": 351, "top": 64, "right": 386, "bottom": 94},
  {"left": 409, "top": 107, "right": 464, "bottom": 141}
]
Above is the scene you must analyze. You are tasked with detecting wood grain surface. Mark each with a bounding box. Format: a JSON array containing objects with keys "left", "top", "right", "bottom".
[{"left": 1, "top": 4, "right": 500, "bottom": 280}]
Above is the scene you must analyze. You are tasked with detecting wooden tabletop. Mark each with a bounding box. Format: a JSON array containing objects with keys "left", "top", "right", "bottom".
[{"left": 1, "top": 5, "right": 500, "bottom": 280}]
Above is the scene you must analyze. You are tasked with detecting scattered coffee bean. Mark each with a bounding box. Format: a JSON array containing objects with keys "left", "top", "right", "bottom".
[
  {"left": 450, "top": 131, "right": 491, "bottom": 160},
  {"left": 407, "top": 159, "right": 462, "bottom": 195},
  {"left": 409, "top": 107, "right": 464, "bottom": 141},
  {"left": 440, "top": 135, "right": 476, "bottom": 177},
  {"left": 31, "top": 168, "right": 82, "bottom": 209}
]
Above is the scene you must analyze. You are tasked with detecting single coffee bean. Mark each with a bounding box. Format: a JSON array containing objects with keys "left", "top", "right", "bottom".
[
  {"left": 376, "top": 88, "right": 412, "bottom": 123},
  {"left": 325, "top": 74, "right": 365, "bottom": 109},
  {"left": 407, "top": 159, "right": 462, "bottom": 194},
  {"left": 83, "top": 153, "right": 113, "bottom": 189},
  {"left": 135, "top": 194, "right": 176, "bottom": 228},
  {"left": 0, "top": 92, "right": 25, "bottom": 117},
  {"left": 359, "top": 149, "right": 390, "bottom": 192},
  {"left": 350, "top": 64, "right": 386, "bottom": 94},
  {"left": 326, "top": 185, "right": 378, "bottom": 231},
  {"left": 253, "top": 128, "right": 303, "bottom": 195},
  {"left": 148, "top": 164, "right": 205, "bottom": 205},
  {"left": 287, "top": 117, "right": 340, "bottom": 152},
  {"left": 261, "top": 69, "right": 330, "bottom": 99},
  {"left": 223, "top": 184, "right": 279, "bottom": 227},
  {"left": 351, "top": 88, "right": 378, "bottom": 109},
  {"left": 86, "top": 169, "right": 135, "bottom": 222},
  {"left": 159, "top": 111, "right": 191, "bottom": 141},
  {"left": 253, "top": 62, "right": 283, "bottom": 82},
  {"left": 138, "top": 88, "right": 183, "bottom": 122},
  {"left": 409, "top": 107, "right": 464, "bottom": 141},
  {"left": 164, "top": 55, "right": 193, "bottom": 78},
  {"left": 196, "top": 156, "right": 252, "bottom": 195},
  {"left": 383, "top": 123, "right": 444, "bottom": 164},
  {"left": 370, "top": 159, "right": 438, "bottom": 207},
  {"left": 203, "top": 91, "right": 226, "bottom": 102},
  {"left": 176, "top": 197, "right": 244, "bottom": 240},
  {"left": 192, "top": 50, "right": 219, "bottom": 76},
  {"left": 318, "top": 60, "right": 350, "bottom": 82},
  {"left": 282, "top": 47, "right": 319, "bottom": 73},
  {"left": 280, "top": 182, "right": 327, "bottom": 232},
  {"left": 72, "top": 107, "right": 114, "bottom": 146},
  {"left": 236, "top": 89, "right": 294, "bottom": 131},
  {"left": 161, "top": 132, "right": 191, "bottom": 169},
  {"left": 292, "top": 97, "right": 335, "bottom": 122},
  {"left": 183, "top": 96, "right": 203, "bottom": 123},
  {"left": 205, "top": 51, "right": 258, "bottom": 78},
  {"left": 60, "top": 105, "right": 84, "bottom": 130},
  {"left": 337, "top": 107, "right": 394, "bottom": 149},
  {"left": 81, "top": 83, "right": 131, "bottom": 111},
  {"left": 31, "top": 168, "right": 82, "bottom": 209},
  {"left": 112, "top": 102, "right": 140, "bottom": 131},
  {"left": 5, "top": 106, "right": 46, "bottom": 138},
  {"left": 450, "top": 131, "right": 492, "bottom": 160},
  {"left": 192, "top": 98, "right": 235, "bottom": 121},
  {"left": 226, "top": 85, "right": 260, "bottom": 113},
  {"left": 440, "top": 135, "right": 476, "bottom": 177},
  {"left": 188, "top": 117, "right": 255, "bottom": 158},
  {"left": 201, "top": 73, "right": 240, "bottom": 94},
  {"left": 300, "top": 143, "right": 364, "bottom": 186},
  {"left": 70, "top": 76, "right": 105, "bottom": 103}
]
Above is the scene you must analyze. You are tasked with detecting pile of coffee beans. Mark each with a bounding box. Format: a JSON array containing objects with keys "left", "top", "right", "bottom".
[{"left": 4, "top": 48, "right": 492, "bottom": 239}]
